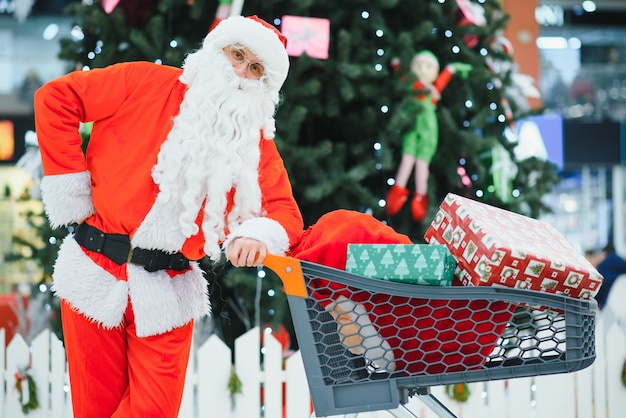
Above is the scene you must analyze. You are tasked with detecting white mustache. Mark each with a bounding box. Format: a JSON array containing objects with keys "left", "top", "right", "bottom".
[{"left": 229, "top": 75, "right": 265, "bottom": 92}]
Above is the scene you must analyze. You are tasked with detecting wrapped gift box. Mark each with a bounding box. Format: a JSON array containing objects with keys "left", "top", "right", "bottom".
[
  {"left": 425, "top": 193, "right": 604, "bottom": 300},
  {"left": 345, "top": 244, "right": 456, "bottom": 285}
]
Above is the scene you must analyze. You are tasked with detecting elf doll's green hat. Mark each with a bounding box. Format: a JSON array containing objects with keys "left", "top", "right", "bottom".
[{"left": 411, "top": 50, "right": 440, "bottom": 69}]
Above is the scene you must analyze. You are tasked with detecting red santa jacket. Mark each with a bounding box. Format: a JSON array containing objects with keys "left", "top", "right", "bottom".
[{"left": 34, "top": 62, "right": 304, "bottom": 336}]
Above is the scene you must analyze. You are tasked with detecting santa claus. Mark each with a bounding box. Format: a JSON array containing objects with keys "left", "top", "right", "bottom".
[{"left": 34, "top": 15, "right": 303, "bottom": 418}]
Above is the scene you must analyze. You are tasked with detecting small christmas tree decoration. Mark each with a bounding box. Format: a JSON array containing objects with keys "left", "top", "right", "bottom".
[
  {"left": 228, "top": 366, "right": 243, "bottom": 398},
  {"left": 445, "top": 382, "right": 470, "bottom": 403},
  {"left": 14, "top": 367, "right": 39, "bottom": 414},
  {"left": 621, "top": 359, "right": 626, "bottom": 388},
  {"left": 281, "top": 16, "right": 330, "bottom": 59}
]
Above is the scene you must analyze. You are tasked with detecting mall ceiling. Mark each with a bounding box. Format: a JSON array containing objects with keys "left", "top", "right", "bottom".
[
  {"left": 25, "top": 1, "right": 626, "bottom": 27},
  {"left": 539, "top": 0, "right": 626, "bottom": 26},
  {"left": 540, "top": 0, "right": 626, "bottom": 10}
]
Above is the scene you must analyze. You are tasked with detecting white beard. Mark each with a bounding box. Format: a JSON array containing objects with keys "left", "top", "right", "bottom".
[{"left": 133, "top": 46, "right": 280, "bottom": 261}]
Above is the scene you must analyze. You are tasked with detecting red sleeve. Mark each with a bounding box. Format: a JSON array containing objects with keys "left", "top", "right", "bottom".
[
  {"left": 258, "top": 138, "right": 304, "bottom": 249},
  {"left": 34, "top": 63, "right": 137, "bottom": 176}
]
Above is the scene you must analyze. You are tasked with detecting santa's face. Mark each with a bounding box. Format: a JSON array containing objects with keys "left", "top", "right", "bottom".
[{"left": 223, "top": 45, "right": 265, "bottom": 80}]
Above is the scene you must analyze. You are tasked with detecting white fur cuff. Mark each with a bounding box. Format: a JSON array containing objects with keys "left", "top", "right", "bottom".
[
  {"left": 41, "top": 171, "right": 95, "bottom": 228},
  {"left": 222, "top": 217, "right": 290, "bottom": 255}
]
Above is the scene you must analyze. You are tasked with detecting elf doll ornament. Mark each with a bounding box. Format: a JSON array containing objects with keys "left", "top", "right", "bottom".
[{"left": 386, "top": 50, "right": 472, "bottom": 222}]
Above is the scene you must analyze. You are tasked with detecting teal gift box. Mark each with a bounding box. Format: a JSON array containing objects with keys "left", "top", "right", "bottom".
[{"left": 345, "top": 244, "right": 456, "bottom": 285}]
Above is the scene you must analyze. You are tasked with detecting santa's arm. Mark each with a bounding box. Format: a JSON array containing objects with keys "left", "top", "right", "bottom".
[
  {"left": 34, "top": 64, "right": 130, "bottom": 228},
  {"left": 222, "top": 138, "right": 304, "bottom": 256}
]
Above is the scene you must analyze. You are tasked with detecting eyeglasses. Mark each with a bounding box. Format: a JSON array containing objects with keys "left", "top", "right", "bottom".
[{"left": 224, "top": 45, "right": 265, "bottom": 79}]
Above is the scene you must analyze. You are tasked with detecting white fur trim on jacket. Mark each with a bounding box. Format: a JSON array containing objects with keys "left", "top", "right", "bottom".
[
  {"left": 128, "top": 264, "right": 210, "bottom": 337},
  {"left": 40, "top": 171, "right": 95, "bottom": 228},
  {"left": 222, "top": 217, "right": 290, "bottom": 255},
  {"left": 51, "top": 234, "right": 210, "bottom": 337},
  {"left": 131, "top": 191, "right": 188, "bottom": 253},
  {"left": 51, "top": 236, "right": 128, "bottom": 328}
]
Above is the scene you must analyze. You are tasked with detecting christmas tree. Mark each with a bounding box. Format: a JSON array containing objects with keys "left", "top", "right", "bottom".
[
  {"left": 43, "top": 0, "right": 560, "bottom": 347},
  {"left": 58, "top": 0, "right": 559, "bottom": 231}
]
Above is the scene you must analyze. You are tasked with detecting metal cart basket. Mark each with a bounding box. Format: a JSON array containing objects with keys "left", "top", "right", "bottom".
[{"left": 262, "top": 254, "right": 597, "bottom": 418}]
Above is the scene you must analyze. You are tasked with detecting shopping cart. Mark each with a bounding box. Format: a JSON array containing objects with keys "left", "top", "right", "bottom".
[{"left": 262, "top": 254, "right": 597, "bottom": 418}]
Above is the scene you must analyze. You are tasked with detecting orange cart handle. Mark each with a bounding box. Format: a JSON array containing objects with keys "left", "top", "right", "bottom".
[{"left": 262, "top": 254, "right": 308, "bottom": 298}]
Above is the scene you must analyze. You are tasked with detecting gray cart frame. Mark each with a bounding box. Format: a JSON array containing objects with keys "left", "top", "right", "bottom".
[{"left": 263, "top": 255, "right": 597, "bottom": 418}]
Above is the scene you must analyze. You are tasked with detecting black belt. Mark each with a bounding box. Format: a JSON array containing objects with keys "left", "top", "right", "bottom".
[{"left": 73, "top": 223, "right": 190, "bottom": 272}]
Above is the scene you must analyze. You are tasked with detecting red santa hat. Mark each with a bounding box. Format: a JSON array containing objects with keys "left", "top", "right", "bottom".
[{"left": 205, "top": 15, "right": 290, "bottom": 90}]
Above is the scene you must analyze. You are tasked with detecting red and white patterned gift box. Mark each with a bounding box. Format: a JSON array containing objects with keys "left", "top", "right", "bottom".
[{"left": 425, "top": 193, "right": 603, "bottom": 300}]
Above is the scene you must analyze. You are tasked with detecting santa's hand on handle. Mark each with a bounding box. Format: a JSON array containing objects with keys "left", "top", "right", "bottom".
[{"left": 226, "top": 236, "right": 268, "bottom": 267}]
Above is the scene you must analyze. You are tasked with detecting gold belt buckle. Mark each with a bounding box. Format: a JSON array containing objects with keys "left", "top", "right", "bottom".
[{"left": 127, "top": 247, "right": 134, "bottom": 264}]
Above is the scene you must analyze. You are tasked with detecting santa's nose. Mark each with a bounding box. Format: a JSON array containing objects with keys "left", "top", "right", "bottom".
[{"left": 232, "top": 61, "right": 249, "bottom": 78}]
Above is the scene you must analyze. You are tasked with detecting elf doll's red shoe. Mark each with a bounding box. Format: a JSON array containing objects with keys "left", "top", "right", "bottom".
[
  {"left": 411, "top": 193, "right": 428, "bottom": 222},
  {"left": 385, "top": 185, "right": 410, "bottom": 216}
]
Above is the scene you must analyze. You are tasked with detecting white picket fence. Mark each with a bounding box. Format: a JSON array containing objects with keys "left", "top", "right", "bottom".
[{"left": 1, "top": 301, "right": 625, "bottom": 418}]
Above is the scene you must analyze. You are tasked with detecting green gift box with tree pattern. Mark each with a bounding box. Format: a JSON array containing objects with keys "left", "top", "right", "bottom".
[{"left": 345, "top": 244, "right": 456, "bottom": 285}]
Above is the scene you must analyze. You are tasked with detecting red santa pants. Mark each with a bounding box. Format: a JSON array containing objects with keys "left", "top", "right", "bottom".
[{"left": 61, "top": 300, "right": 193, "bottom": 418}]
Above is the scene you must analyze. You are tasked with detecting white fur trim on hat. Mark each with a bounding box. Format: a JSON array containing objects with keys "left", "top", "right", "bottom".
[{"left": 204, "top": 15, "right": 290, "bottom": 90}]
